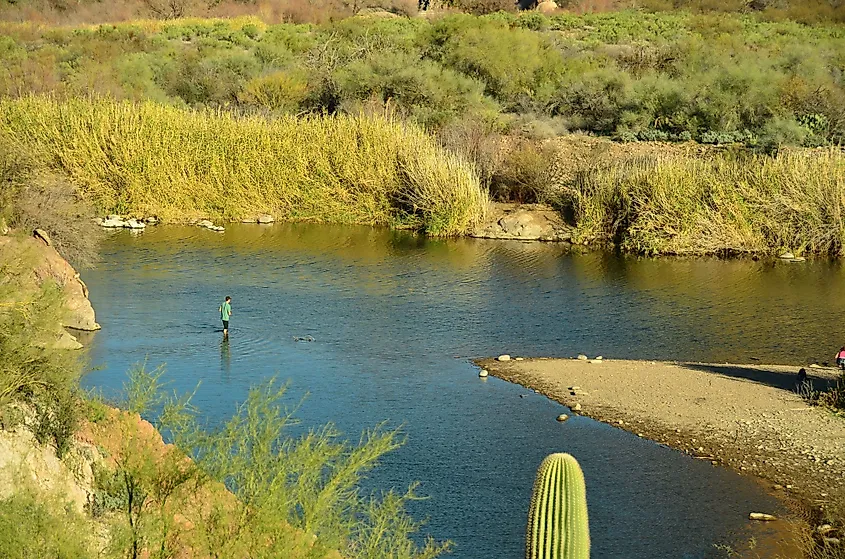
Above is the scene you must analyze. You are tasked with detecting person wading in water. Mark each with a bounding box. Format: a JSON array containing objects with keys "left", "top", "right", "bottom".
[{"left": 219, "top": 296, "right": 232, "bottom": 337}]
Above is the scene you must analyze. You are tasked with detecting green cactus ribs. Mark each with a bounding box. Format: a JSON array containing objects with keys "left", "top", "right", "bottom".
[{"left": 526, "top": 453, "right": 590, "bottom": 559}]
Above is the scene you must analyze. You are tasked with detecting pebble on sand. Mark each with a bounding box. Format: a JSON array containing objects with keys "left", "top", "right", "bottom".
[
  {"left": 497, "top": 354, "right": 511, "bottom": 362},
  {"left": 749, "top": 513, "right": 777, "bottom": 521},
  {"left": 576, "top": 354, "right": 588, "bottom": 360}
]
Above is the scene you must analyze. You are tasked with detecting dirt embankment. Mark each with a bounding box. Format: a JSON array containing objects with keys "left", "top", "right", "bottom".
[
  {"left": 0, "top": 232, "right": 99, "bottom": 349},
  {"left": 478, "top": 357, "right": 845, "bottom": 513}
]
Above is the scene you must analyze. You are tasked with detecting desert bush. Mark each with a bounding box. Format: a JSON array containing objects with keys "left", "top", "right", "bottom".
[
  {"left": 1, "top": 10, "right": 845, "bottom": 144},
  {"left": 490, "top": 140, "right": 555, "bottom": 202},
  {"left": 10, "top": 177, "right": 102, "bottom": 269},
  {"left": 103, "top": 366, "right": 452, "bottom": 559},
  {"left": 0, "top": 484, "right": 96, "bottom": 559},
  {"left": 817, "top": 372, "right": 845, "bottom": 411},
  {"left": 437, "top": 117, "right": 504, "bottom": 190},
  {"left": 0, "top": 133, "right": 101, "bottom": 268},
  {"left": 237, "top": 69, "right": 309, "bottom": 112}
]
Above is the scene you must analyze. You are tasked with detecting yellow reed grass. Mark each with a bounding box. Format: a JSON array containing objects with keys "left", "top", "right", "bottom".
[
  {"left": 569, "top": 148, "right": 845, "bottom": 255},
  {"left": 0, "top": 96, "right": 486, "bottom": 236}
]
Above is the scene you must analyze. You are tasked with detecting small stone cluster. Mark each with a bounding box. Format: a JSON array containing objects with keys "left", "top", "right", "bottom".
[{"left": 96, "top": 215, "right": 151, "bottom": 229}]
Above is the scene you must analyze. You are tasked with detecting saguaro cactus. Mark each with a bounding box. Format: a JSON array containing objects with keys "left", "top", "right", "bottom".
[{"left": 526, "top": 453, "right": 590, "bottom": 559}]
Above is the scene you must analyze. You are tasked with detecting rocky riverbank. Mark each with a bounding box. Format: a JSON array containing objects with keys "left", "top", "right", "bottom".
[
  {"left": 0, "top": 233, "right": 100, "bottom": 349},
  {"left": 471, "top": 203, "right": 575, "bottom": 243},
  {"left": 477, "top": 357, "right": 845, "bottom": 549}
]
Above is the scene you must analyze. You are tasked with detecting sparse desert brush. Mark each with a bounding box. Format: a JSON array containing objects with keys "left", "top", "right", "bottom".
[{"left": 0, "top": 96, "right": 487, "bottom": 235}]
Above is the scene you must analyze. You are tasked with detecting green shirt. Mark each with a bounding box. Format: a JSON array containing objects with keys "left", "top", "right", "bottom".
[{"left": 220, "top": 301, "right": 231, "bottom": 321}]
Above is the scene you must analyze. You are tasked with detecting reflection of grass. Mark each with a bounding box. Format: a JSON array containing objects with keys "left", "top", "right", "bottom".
[{"left": 0, "top": 96, "right": 486, "bottom": 236}]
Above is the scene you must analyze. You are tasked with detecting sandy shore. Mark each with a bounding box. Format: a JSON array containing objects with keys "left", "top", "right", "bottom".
[{"left": 477, "top": 357, "right": 845, "bottom": 517}]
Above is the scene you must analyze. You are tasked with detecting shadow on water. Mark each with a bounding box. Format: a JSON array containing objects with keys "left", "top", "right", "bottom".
[{"left": 79, "top": 223, "right": 845, "bottom": 559}]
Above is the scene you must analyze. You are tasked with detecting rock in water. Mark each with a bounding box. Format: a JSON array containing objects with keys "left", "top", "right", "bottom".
[
  {"left": 101, "top": 216, "right": 127, "bottom": 228},
  {"left": 257, "top": 214, "right": 275, "bottom": 224},
  {"left": 125, "top": 219, "right": 146, "bottom": 229},
  {"left": 33, "top": 229, "right": 52, "bottom": 246},
  {"left": 749, "top": 513, "right": 777, "bottom": 521},
  {"left": 478, "top": 369, "right": 489, "bottom": 378},
  {"left": 577, "top": 354, "right": 588, "bottom": 360},
  {"left": 497, "top": 354, "right": 511, "bottom": 362},
  {"left": 779, "top": 252, "right": 795, "bottom": 259},
  {"left": 556, "top": 414, "right": 568, "bottom": 422},
  {"left": 594, "top": 356, "right": 603, "bottom": 360}
]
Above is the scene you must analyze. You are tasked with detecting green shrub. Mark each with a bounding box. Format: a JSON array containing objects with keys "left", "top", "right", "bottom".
[
  {"left": 0, "top": 486, "right": 95, "bottom": 559},
  {"left": 117, "top": 367, "right": 452, "bottom": 559}
]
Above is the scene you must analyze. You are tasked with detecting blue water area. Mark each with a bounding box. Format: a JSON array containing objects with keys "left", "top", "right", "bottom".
[{"left": 78, "top": 223, "right": 828, "bottom": 559}]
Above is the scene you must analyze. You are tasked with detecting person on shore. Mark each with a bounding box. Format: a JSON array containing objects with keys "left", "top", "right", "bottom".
[
  {"left": 219, "top": 296, "right": 232, "bottom": 337},
  {"left": 836, "top": 346, "right": 845, "bottom": 369}
]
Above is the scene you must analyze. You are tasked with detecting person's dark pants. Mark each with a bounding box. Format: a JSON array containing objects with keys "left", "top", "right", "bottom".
[{"left": 222, "top": 320, "right": 229, "bottom": 331}]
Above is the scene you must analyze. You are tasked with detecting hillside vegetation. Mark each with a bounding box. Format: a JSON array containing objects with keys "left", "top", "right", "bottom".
[
  {"left": 0, "top": 11, "right": 843, "bottom": 147},
  {"left": 1, "top": 11, "right": 845, "bottom": 255},
  {"left": 1, "top": 0, "right": 844, "bottom": 26}
]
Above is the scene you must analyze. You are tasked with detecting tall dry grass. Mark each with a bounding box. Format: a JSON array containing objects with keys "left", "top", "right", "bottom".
[
  {"left": 563, "top": 149, "right": 845, "bottom": 255},
  {"left": 0, "top": 96, "right": 486, "bottom": 236}
]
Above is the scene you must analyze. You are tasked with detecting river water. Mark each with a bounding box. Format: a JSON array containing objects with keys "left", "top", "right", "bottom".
[{"left": 80, "top": 224, "right": 840, "bottom": 558}]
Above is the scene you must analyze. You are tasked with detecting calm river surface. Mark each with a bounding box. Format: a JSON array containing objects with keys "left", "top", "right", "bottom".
[{"left": 81, "top": 224, "right": 842, "bottom": 559}]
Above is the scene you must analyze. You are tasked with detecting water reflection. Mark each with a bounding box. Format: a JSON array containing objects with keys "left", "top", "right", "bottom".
[
  {"left": 220, "top": 336, "right": 230, "bottom": 378},
  {"left": 81, "top": 224, "right": 830, "bottom": 559}
]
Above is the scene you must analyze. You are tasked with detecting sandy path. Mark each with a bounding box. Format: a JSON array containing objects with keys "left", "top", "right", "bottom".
[{"left": 478, "top": 357, "right": 845, "bottom": 509}]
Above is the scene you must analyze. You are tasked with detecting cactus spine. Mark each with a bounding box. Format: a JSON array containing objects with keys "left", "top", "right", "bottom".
[{"left": 526, "top": 453, "right": 590, "bottom": 559}]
